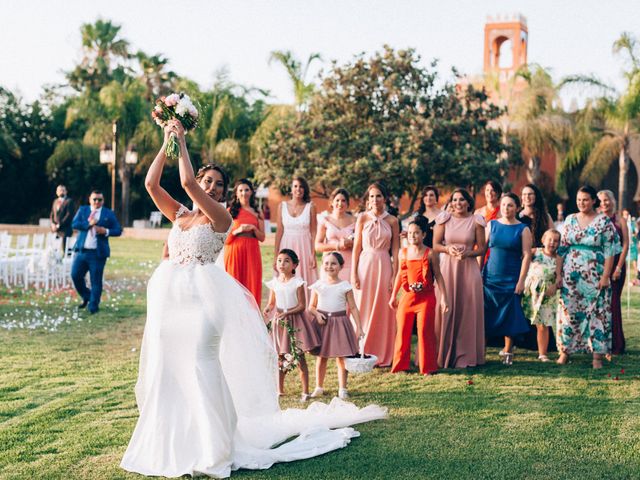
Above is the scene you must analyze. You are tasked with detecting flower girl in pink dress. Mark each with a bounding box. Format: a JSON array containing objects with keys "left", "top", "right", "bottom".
[
  {"left": 309, "top": 252, "right": 364, "bottom": 400},
  {"left": 264, "top": 249, "right": 321, "bottom": 402}
]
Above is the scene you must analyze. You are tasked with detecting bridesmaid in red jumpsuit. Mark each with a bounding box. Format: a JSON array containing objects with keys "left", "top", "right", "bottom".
[{"left": 389, "top": 218, "right": 449, "bottom": 375}]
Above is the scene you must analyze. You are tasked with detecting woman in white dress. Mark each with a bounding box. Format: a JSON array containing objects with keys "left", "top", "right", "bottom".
[{"left": 120, "top": 120, "right": 386, "bottom": 478}]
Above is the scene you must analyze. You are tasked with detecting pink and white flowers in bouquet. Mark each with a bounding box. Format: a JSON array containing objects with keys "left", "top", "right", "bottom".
[{"left": 151, "top": 92, "right": 199, "bottom": 159}]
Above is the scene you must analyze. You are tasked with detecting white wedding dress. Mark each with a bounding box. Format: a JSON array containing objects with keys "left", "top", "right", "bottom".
[{"left": 121, "top": 206, "right": 387, "bottom": 478}]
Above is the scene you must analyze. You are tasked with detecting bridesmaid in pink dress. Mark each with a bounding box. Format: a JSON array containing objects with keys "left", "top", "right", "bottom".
[
  {"left": 274, "top": 177, "right": 318, "bottom": 292},
  {"left": 352, "top": 183, "right": 400, "bottom": 367},
  {"left": 315, "top": 188, "right": 356, "bottom": 281},
  {"left": 433, "top": 188, "right": 487, "bottom": 368}
]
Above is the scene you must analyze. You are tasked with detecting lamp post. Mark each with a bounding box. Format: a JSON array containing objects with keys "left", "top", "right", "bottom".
[{"left": 99, "top": 121, "right": 117, "bottom": 211}]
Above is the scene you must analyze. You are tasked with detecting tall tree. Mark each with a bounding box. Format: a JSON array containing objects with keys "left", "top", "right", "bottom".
[
  {"left": 67, "top": 19, "right": 131, "bottom": 92},
  {"left": 560, "top": 32, "right": 640, "bottom": 209},
  {"left": 256, "top": 47, "right": 518, "bottom": 207},
  {"left": 508, "top": 65, "right": 571, "bottom": 185},
  {"left": 269, "top": 50, "right": 321, "bottom": 110}
]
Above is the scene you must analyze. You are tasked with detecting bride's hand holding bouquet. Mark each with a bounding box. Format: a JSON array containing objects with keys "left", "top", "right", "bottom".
[{"left": 152, "top": 92, "right": 199, "bottom": 159}]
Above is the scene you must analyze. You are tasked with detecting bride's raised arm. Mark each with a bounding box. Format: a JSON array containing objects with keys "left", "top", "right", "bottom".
[
  {"left": 172, "top": 120, "right": 232, "bottom": 232},
  {"left": 145, "top": 125, "right": 182, "bottom": 222}
]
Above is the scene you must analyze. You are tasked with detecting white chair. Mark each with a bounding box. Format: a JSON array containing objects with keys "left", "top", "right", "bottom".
[
  {"left": 150, "top": 211, "right": 163, "bottom": 228},
  {"left": 31, "top": 233, "right": 45, "bottom": 251}
]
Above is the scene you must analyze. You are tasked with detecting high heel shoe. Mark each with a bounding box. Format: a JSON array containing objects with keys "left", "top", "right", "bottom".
[{"left": 502, "top": 353, "right": 513, "bottom": 365}]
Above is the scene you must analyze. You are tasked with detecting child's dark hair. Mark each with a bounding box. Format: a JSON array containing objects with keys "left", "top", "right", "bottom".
[
  {"left": 324, "top": 251, "right": 345, "bottom": 266},
  {"left": 408, "top": 217, "right": 429, "bottom": 246},
  {"left": 278, "top": 248, "right": 299, "bottom": 274}
]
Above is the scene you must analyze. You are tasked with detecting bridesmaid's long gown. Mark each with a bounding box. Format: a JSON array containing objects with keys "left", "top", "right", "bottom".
[
  {"left": 354, "top": 211, "right": 396, "bottom": 367},
  {"left": 224, "top": 208, "right": 262, "bottom": 306},
  {"left": 435, "top": 213, "right": 486, "bottom": 368},
  {"left": 277, "top": 202, "right": 318, "bottom": 290},
  {"left": 610, "top": 214, "right": 626, "bottom": 355}
]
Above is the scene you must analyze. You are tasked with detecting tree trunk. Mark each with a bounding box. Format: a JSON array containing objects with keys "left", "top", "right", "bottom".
[
  {"left": 119, "top": 160, "right": 131, "bottom": 226},
  {"left": 618, "top": 145, "right": 630, "bottom": 211},
  {"left": 527, "top": 155, "right": 541, "bottom": 184}
]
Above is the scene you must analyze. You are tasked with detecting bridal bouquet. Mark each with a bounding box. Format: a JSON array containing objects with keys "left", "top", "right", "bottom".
[{"left": 151, "top": 92, "right": 199, "bottom": 159}]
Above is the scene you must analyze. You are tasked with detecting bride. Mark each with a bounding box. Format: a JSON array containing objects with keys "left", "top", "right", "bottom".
[{"left": 121, "top": 120, "right": 386, "bottom": 478}]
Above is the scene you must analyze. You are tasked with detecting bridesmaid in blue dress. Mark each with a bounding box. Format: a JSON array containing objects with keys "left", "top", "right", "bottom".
[{"left": 483, "top": 193, "right": 533, "bottom": 365}]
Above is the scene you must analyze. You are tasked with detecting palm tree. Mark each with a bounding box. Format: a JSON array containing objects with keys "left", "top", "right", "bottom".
[
  {"left": 67, "top": 19, "right": 130, "bottom": 92},
  {"left": 509, "top": 65, "right": 571, "bottom": 184},
  {"left": 560, "top": 32, "right": 640, "bottom": 210},
  {"left": 136, "top": 51, "right": 177, "bottom": 101},
  {"left": 268, "top": 50, "right": 322, "bottom": 110}
]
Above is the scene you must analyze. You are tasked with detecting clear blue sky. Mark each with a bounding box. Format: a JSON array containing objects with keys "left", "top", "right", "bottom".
[{"left": 2, "top": 0, "right": 639, "bottom": 104}]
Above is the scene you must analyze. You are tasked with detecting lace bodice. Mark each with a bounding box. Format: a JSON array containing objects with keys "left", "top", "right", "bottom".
[{"left": 168, "top": 205, "right": 228, "bottom": 265}]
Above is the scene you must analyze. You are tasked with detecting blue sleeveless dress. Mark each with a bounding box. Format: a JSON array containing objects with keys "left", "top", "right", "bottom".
[{"left": 483, "top": 221, "right": 530, "bottom": 337}]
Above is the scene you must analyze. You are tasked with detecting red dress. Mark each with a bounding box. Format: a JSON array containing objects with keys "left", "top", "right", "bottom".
[
  {"left": 391, "top": 248, "right": 438, "bottom": 375},
  {"left": 224, "top": 208, "right": 262, "bottom": 306}
]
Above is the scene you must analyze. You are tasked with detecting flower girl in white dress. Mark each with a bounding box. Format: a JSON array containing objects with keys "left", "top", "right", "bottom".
[{"left": 120, "top": 120, "right": 386, "bottom": 478}]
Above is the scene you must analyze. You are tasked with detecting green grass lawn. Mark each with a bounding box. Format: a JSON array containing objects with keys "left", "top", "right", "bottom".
[{"left": 1, "top": 238, "right": 639, "bottom": 479}]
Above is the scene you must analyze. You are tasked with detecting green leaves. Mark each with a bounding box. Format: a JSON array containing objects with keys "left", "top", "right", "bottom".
[{"left": 256, "top": 47, "right": 514, "bottom": 202}]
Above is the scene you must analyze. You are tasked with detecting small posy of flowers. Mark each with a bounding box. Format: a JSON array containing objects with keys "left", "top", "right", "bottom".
[
  {"left": 409, "top": 282, "right": 424, "bottom": 293},
  {"left": 267, "top": 318, "right": 303, "bottom": 373},
  {"left": 151, "top": 92, "right": 199, "bottom": 159}
]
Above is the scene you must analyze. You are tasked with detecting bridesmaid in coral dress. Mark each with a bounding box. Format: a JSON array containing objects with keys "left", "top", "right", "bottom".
[
  {"left": 315, "top": 188, "right": 356, "bottom": 281},
  {"left": 433, "top": 188, "right": 487, "bottom": 368},
  {"left": 224, "top": 179, "right": 265, "bottom": 306},
  {"left": 475, "top": 180, "right": 502, "bottom": 265},
  {"left": 274, "top": 177, "right": 318, "bottom": 293},
  {"left": 352, "top": 183, "right": 400, "bottom": 367}
]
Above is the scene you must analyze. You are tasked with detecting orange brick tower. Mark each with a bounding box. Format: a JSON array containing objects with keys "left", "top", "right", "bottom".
[{"left": 483, "top": 14, "right": 528, "bottom": 79}]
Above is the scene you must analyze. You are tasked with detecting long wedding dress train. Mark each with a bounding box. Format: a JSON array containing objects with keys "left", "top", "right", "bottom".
[{"left": 121, "top": 207, "right": 386, "bottom": 478}]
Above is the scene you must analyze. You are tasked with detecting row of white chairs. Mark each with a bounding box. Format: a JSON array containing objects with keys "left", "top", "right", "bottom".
[{"left": 0, "top": 232, "right": 77, "bottom": 290}]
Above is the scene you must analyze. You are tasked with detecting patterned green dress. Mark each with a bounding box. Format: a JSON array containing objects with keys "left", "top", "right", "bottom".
[
  {"left": 523, "top": 249, "right": 558, "bottom": 327},
  {"left": 556, "top": 214, "right": 621, "bottom": 354}
]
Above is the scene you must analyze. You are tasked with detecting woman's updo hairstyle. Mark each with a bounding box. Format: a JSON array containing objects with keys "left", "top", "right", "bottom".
[
  {"left": 578, "top": 185, "right": 600, "bottom": 209},
  {"left": 196, "top": 163, "right": 230, "bottom": 198},
  {"left": 501, "top": 192, "right": 521, "bottom": 210}
]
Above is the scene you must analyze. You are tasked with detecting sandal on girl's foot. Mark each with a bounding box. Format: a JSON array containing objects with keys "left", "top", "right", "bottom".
[
  {"left": 299, "top": 393, "right": 310, "bottom": 403},
  {"left": 556, "top": 353, "right": 569, "bottom": 365},
  {"left": 538, "top": 355, "right": 550, "bottom": 362},
  {"left": 310, "top": 387, "right": 324, "bottom": 398},
  {"left": 338, "top": 388, "right": 349, "bottom": 400},
  {"left": 502, "top": 353, "right": 513, "bottom": 365}
]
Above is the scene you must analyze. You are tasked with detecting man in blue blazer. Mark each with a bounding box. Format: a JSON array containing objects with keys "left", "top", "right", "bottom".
[{"left": 71, "top": 190, "right": 122, "bottom": 313}]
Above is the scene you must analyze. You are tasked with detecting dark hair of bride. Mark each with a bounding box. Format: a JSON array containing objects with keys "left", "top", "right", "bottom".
[
  {"left": 229, "top": 179, "right": 261, "bottom": 219},
  {"left": 279, "top": 248, "right": 299, "bottom": 274},
  {"left": 196, "top": 163, "right": 230, "bottom": 199}
]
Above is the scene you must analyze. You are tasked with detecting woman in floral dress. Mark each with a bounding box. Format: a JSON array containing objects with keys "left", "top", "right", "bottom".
[{"left": 556, "top": 186, "right": 621, "bottom": 368}]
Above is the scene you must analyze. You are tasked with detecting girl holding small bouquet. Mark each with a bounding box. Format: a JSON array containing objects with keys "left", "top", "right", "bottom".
[
  {"left": 308, "top": 252, "right": 364, "bottom": 400},
  {"left": 389, "top": 218, "right": 449, "bottom": 375},
  {"left": 523, "top": 229, "right": 563, "bottom": 362},
  {"left": 264, "top": 249, "right": 321, "bottom": 401}
]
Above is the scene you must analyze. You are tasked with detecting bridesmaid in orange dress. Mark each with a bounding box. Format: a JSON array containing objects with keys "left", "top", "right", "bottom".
[
  {"left": 315, "top": 188, "right": 356, "bottom": 281},
  {"left": 352, "top": 183, "right": 400, "bottom": 367},
  {"left": 224, "top": 179, "right": 265, "bottom": 306},
  {"left": 433, "top": 188, "right": 487, "bottom": 368}
]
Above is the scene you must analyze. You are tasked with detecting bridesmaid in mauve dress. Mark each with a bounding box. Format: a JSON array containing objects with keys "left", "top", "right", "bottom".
[
  {"left": 598, "top": 189, "right": 628, "bottom": 356},
  {"left": 224, "top": 179, "right": 265, "bottom": 306},
  {"left": 433, "top": 188, "right": 487, "bottom": 368},
  {"left": 352, "top": 183, "right": 400, "bottom": 367},
  {"left": 274, "top": 177, "right": 318, "bottom": 292},
  {"left": 315, "top": 188, "right": 356, "bottom": 281}
]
